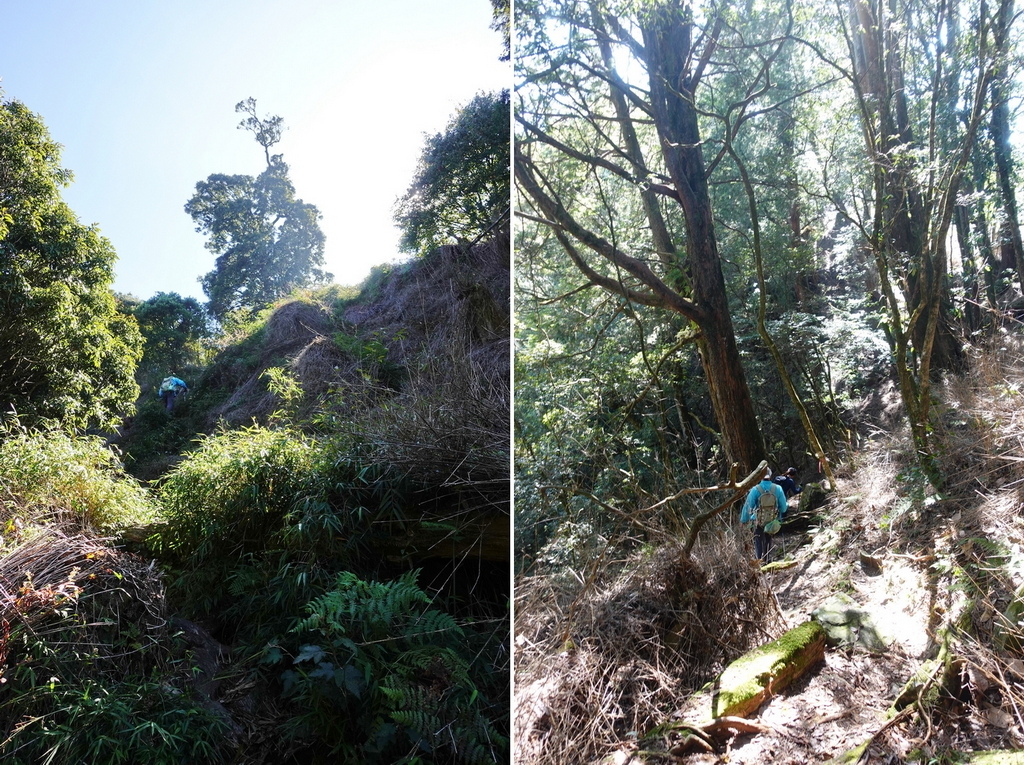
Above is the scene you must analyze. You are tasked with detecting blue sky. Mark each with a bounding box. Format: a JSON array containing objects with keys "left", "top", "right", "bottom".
[{"left": 2, "top": 0, "right": 509, "bottom": 301}]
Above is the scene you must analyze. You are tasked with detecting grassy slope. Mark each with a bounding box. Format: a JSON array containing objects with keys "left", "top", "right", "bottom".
[{"left": 0, "top": 238, "right": 511, "bottom": 764}]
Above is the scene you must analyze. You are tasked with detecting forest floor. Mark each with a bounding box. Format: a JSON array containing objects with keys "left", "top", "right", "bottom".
[
  {"left": 515, "top": 343, "right": 1024, "bottom": 764},
  {"left": 676, "top": 427, "right": 1024, "bottom": 764},
  {"left": 686, "top": 509, "right": 937, "bottom": 763}
]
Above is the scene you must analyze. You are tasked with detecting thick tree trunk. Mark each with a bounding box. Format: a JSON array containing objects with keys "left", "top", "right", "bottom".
[
  {"left": 515, "top": 1, "right": 767, "bottom": 474},
  {"left": 642, "top": 2, "right": 766, "bottom": 473}
]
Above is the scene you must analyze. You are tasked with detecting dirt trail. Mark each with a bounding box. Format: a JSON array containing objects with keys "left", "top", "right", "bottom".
[{"left": 690, "top": 516, "right": 931, "bottom": 763}]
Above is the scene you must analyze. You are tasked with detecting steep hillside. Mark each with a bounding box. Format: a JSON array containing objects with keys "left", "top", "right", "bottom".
[
  {"left": 515, "top": 337, "right": 1024, "bottom": 764},
  {"left": 121, "top": 238, "right": 509, "bottom": 545},
  {"left": 0, "top": 237, "right": 511, "bottom": 764}
]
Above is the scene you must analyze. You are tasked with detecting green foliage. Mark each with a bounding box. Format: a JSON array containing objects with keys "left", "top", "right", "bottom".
[
  {"left": 395, "top": 90, "right": 510, "bottom": 254},
  {"left": 263, "top": 365, "right": 305, "bottom": 423},
  {"left": 235, "top": 96, "right": 284, "bottom": 166},
  {"left": 270, "top": 570, "right": 506, "bottom": 763},
  {"left": 0, "top": 425, "right": 158, "bottom": 531},
  {"left": 151, "top": 423, "right": 507, "bottom": 759},
  {"left": 1, "top": 679, "right": 230, "bottom": 765},
  {"left": 514, "top": 253, "right": 709, "bottom": 560},
  {"left": 490, "top": 0, "right": 510, "bottom": 60},
  {"left": 0, "top": 95, "right": 143, "bottom": 431},
  {"left": 156, "top": 425, "right": 321, "bottom": 562},
  {"left": 187, "top": 102, "right": 329, "bottom": 323},
  {"left": 126, "top": 291, "right": 211, "bottom": 380},
  {"left": 333, "top": 329, "right": 407, "bottom": 389},
  {"left": 153, "top": 426, "right": 409, "bottom": 640}
]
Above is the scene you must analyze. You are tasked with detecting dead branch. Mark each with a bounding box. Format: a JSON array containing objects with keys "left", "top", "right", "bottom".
[{"left": 683, "top": 461, "right": 768, "bottom": 555}]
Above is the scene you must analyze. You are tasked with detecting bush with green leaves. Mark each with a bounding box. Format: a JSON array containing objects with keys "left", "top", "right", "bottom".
[
  {"left": 0, "top": 95, "right": 143, "bottom": 432},
  {"left": 0, "top": 425, "right": 158, "bottom": 531},
  {"left": 2, "top": 677, "right": 230, "bottom": 765},
  {"left": 395, "top": 90, "right": 510, "bottom": 255},
  {"left": 156, "top": 425, "right": 320, "bottom": 558},
  {"left": 267, "top": 570, "right": 506, "bottom": 764},
  {"left": 154, "top": 425, "right": 409, "bottom": 643}
]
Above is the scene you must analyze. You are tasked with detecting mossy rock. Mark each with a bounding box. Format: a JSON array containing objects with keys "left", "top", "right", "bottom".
[
  {"left": 811, "top": 592, "right": 889, "bottom": 651},
  {"left": 782, "top": 481, "right": 830, "bottom": 532},
  {"left": 798, "top": 481, "right": 829, "bottom": 515},
  {"left": 680, "top": 620, "right": 826, "bottom": 722},
  {"left": 995, "top": 582, "right": 1024, "bottom": 654},
  {"left": 823, "top": 739, "right": 870, "bottom": 764}
]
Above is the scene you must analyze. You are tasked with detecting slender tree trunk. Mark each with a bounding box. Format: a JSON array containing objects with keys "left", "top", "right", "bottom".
[
  {"left": 990, "top": 0, "right": 1024, "bottom": 292},
  {"left": 728, "top": 142, "right": 836, "bottom": 486},
  {"left": 852, "top": 0, "right": 964, "bottom": 376},
  {"left": 955, "top": 202, "right": 983, "bottom": 333}
]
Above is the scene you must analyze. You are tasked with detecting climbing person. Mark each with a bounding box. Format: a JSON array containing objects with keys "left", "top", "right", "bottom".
[
  {"left": 158, "top": 375, "right": 189, "bottom": 413},
  {"left": 774, "top": 467, "right": 802, "bottom": 500},
  {"left": 741, "top": 467, "right": 788, "bottom": 563}
]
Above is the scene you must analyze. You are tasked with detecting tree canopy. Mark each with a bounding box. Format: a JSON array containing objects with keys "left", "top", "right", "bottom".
[
  {"left": 515, "top": 0, "right": 1022, "bottom": 487},
  {"left": 187, "top": 100, "right": 329, "bottom": 324},
  {"left": 126, "top": 291, "right": 211, "bottom": 379},
  {"left": 0, "top": 95, "right": 142, "bottom": 431},
  {"left": 395, "top": 89, "right": 511, "bottom": 255}
]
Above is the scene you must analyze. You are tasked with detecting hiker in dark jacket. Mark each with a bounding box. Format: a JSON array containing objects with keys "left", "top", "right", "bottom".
[
  {"left": 741, "top": 468, "right": 788, "bottom": 562},
  {"left": 774, "top": 467, "right": 802, "bottom": 499}
]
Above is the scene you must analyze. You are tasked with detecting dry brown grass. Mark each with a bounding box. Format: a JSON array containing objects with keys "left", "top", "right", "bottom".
[
  {"left": 205, "top": 238, "right": 509, "bottom": 439},
  {"left": 514, "top": 535, "right": 785, "bottom": 764},
  {"left": 0, "top": 525, "right": 168, "bottom": 679}
]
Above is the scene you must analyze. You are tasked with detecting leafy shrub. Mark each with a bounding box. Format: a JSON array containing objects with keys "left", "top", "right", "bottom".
[
  {"left": 156, "top": 425, "right": 320, "bottom": 561},
  {"left": 154, "top": 426, "right": 410, "bottom": 643},
  {"left": 0, "top": 425, "right": 158, "bottom": 531},
  {"left": 119, "top": 391, "right": 204, "bottom": 478},
  {"left": 267, "top": 570, "right": 506, "bottom": 764},
  {"left": 1, "top": 679, "right": 230, "bottom": 764}
]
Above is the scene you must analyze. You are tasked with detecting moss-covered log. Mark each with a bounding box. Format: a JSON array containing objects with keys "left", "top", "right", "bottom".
[{"left": 679, "top": 620, "right": 826, "bottom": 723}]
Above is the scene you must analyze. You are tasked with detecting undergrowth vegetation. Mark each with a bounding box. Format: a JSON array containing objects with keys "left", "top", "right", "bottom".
[
  {"left": 514, "top": 333, "right": 1024, "bottom": 763},
  {"left": 0, "top": 424, "right": 157, "bottom": 532},
  {"left": 0, "top": 239, "right": 510, "bottom": 763}
]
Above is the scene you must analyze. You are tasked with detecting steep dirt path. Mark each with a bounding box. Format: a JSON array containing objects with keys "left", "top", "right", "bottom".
[{"left": 680, "top": 519, "right": 937, "bottom": 763}]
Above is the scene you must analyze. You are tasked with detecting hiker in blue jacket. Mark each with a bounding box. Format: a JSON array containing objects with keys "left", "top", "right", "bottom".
[
  {"left": 159, "top": 375, "right": 189, "bottom": 413},
  {"left": 741, "top": 468, "right": 788, "bottom": 562}
]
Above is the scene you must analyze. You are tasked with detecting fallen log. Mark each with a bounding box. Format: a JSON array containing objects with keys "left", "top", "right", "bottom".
[
  {"left": 675, "top": 619, "right": 826, "bottom": 722},
  {"left": 644, "top": 621, "right": 825, "bottom": 755}
]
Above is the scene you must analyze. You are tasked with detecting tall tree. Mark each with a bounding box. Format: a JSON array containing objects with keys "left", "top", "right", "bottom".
[
  {"left": 187, "top": 99, "right": 328, "bottom": 324},
  {"left": 0, "top": 96, "right": 143, "bottom": 431},
  {"left": 516, "top": 0, "right": 783, "bottom": 473},
  {"left": 830, "top": 0, "right": 1003, "bottom": 477},
  {"left": 988, "top": 0, "right": 1024, "bottom": 291}
]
